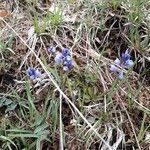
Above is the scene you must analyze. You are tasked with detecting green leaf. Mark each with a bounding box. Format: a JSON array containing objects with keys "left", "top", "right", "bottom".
[
  {"left": 0, "top": 135, "right": 17, "bottom": 148},
  {"left": 8, "top": 133, "right": 38, "bottom": 138},
  {"left": 34, "top": 123, "right": 49, "bottom": 134},
  {"left": 0, "top": 98, "right": 12, "bottom": 106},
  {"left": 5, "top": 103, "right": 17, "bottom": 113},
  {"left": 6, "top": 129, "right": 32, "bottom": 133}
]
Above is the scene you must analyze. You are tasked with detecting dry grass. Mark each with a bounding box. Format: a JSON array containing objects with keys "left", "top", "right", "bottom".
[{"left": 0, "top": 0, "right": 150, "bottom": 150}]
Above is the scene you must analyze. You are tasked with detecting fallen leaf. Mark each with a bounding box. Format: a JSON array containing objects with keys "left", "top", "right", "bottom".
[{"left": 0, "top": 11, "right": 12, "bottom": 18}]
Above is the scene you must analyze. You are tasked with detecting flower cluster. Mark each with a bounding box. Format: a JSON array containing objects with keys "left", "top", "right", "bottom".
[
  {"left": 26, "top": 47, "right": 73, "bottom": 80},
  {"left": 54, "top": 48, "right": 73, "bottom": 71},
  {"left": 110, "top": 50, "right": 134, "bottom": 79},
  {"left": 26, "top": 68, "right": 41, "bottom": 80}
]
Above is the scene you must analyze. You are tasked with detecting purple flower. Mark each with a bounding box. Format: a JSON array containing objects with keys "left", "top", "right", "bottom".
[
  {"left": 110, "top": 50, "right": 134, "bottom": 79},
  {"left": 26, "top": 68, "right": 41, "bottom": 80},
  {"left": 48, "top": 46, "right": 56, "bottom": 53}
]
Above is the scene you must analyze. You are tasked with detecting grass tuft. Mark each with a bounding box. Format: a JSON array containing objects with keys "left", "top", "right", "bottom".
[{"left": 0, "top": 0, "right": 150, "bottom": 149}]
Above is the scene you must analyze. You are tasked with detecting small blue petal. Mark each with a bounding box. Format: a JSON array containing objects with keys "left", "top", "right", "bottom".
[
  {"left": 125, "top": 59, "right": 134, "bottom": 68},
  {"left": 63, "top": 66, "right": 69, "bottom": 71},
  {"left": 110, "top": 65, "right": 118, "bottom": 72},
  {"left": 64, "top": 60, "right": 73, "bottom": 70},
  {"left": 65, "top": 55, "right": 72, "bottom": 61},
  {"left": 63, "top": 55, "right": 73, "bottom": 70},
  {"left": 125, "top": 49, "right": 130, "bottom": 56},
  {"left": 121, "top": 50, "right": 131, "bottom": 62},
  {"left": 114, "top": 58, "right": 121, "bottom": 65},
  {"left": 54, "top": 52, "right": 64, "bottom": 64},
  {"left": 30, "top": 75, "right": 36, "bottom": 80},
  {"left": 68, "top": 63, "right": 73, "bottom": 70},
  {"left": 62, "top": 48, "right": 70, "bottom": 57},
  {"left": 35, "top": 69, "right": 41, "bottom": 77},
  {"left": 118, "top": 71, "right": 124, "bottom": 79},
  {"left": 26, "top": 68, "right": 34, "bottom": 76},
  {"left": 26, "top": 68, "right": 41, "bottom": 79},
  {"left": 48, "top": 46, "right": 56, "bottom": 53}
]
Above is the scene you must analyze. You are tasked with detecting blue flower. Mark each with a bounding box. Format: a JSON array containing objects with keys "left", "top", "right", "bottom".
[
  {"left": 121, "top": 50, "right": 131, "bottom": 62},
  {"left": 62, "top": 48, "right": 70, "bottom": 57},
  {"left": 54, "top": 48, "right": 73, "bottom": 71},
  {"left": 110, "top": 58, "right": 121, "bottom": 72},
  {"left": 114, "top": 58, "right": 121, "bottom": 65},
  {"left": 63, "top": 55, "right": 73, "bottom": 71},
  {"left": 63, "top": 66, "right": 70, "bottom": 71},
  {"left": 125, "top": 59, "right": 134, "bottom": 68},
  {"left": 64, "top": 55, "right": 72, "bottom": 61},
  {"left": 110, "top": 50, "right": 134, "bottom": 79},
  {"left": 118, "top": 71, "right": 124, "bottom": 79},
  {"left": 54, "top": 52, "right": 64, "bottom": 64},
  {"left": 64, "top": 58, "right": 73, "bottom": 71},
  {"left": 48, "top": 46, "right": 56, "bottom": 53},
  {"left": 121, "top": 50, "right": 133, "bottom": 68},
  {"left": 110, "top": 64, "right": 118, "bottom": 72},
  {"left": 26, "top": 68, "right": 41, "bottom": 80}
]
